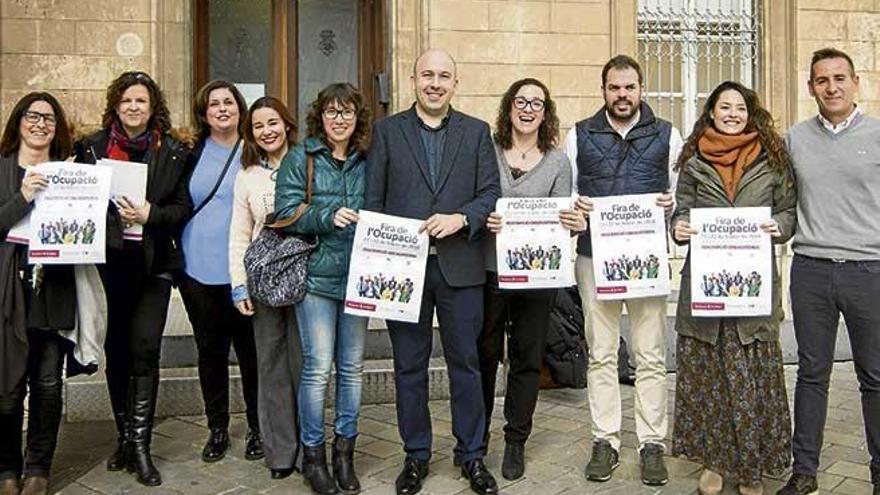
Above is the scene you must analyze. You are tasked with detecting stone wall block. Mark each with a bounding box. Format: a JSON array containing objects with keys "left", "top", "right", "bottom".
[
  {"left": 488, "top": 1, "right": 550, "bottom": 32},
  {"left": 550, "top": 2, "right": 608, "bottom": 34},
  {"left": 457, "top": 63, "right": 552, "bottom": 95},
  {"left": 36, "top": 19, "right": 76, "bottom": 54},
  {"left": 74, "top": 22, "right": 151, "bottom": 56},
  {"left": 797, "top": 10, "right": 848, "bottom": 41},
  {"left": 846, "top": 12, "right": 880, "bottom": 40},
  {"left": 1, "top": 54, "right": 150, "bottom": 90},
  {"left": 429, "top": 0, "right": 489, "bottom": 31},
  {"left": 519, "top": 33, "right": 609, "bottom": 65},
  {"left": 549, "top": 65, "right": 604, "bottom": 97},
  {"left": 1, "top": 18, "right": 38, "bottom": 53},
  {"left": 431, "top": 31, "right": 520, "bottom": 64}
]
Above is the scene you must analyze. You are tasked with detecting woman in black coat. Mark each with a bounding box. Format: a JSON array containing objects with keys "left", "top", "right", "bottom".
[
  {"left": 0, "top": 92, "right": 75, "bottom": 495},
  {"left": 74, "top": 71, "right": 192, "bottom": 487}
]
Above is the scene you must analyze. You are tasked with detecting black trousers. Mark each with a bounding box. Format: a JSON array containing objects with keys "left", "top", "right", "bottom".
[
  {"left": 478, "top": 273, "right": 555, "bottom": 445},
  {"left": 99, "top": 249, "right": 171, "bottom": 418},
  {"left": 178, "top": 274, "right": 259, "bottom": 431},
  {"left": 790, "top": 254, "right": 880, "bottom": 475},
  {"left": 0, "top": 330, "right": 64, "bottom": 480}
]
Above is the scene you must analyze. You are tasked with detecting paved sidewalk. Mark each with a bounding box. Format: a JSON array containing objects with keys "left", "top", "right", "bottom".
[{"left": 55, "top": 363, "right": 874, "bottom": 494}]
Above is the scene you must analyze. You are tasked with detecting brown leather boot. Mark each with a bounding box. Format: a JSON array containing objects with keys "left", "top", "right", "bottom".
[{"left": 20, "top": 476, "right": 48, "bottom": 495}]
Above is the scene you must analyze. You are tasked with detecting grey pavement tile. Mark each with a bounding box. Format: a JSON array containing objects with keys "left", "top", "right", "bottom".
[
  {"left": 357, "top": 438, "right": 403, "bottom": 460},
  {"left": 825, "top": 460, "right": 872, "bottom": 482},
  {"left": 832, "top": 478, "right": 875, "bottom": 495},
  {"left": 56, "top": 482, "right": 103, "bottom": 494}
]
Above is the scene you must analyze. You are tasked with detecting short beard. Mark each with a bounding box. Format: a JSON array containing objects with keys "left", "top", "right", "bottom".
[{"left": 605, "top": 100, "right": 638, "bottom": 123}]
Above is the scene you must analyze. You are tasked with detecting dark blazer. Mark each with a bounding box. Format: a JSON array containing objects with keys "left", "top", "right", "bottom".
[
  {"left": 365, "top": 106, "right": 500, "bottom": 287},
  {"left": 74, "top": 129, "right": 193, "bottom": 275}
]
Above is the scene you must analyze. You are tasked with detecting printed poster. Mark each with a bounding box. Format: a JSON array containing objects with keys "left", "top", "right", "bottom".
[
  {"left": 97, "top": 159, "right": 148, "bottom": 241},
  {"left": 495, "top": 197, "right": 574, "bottom": 289},
  {"left": 590, "top": 193, "right": 670, "bottom": 300},
  {"left": 344, "top": 210, "right": 429, "bottom": 323},
  {"left": 690, "top": 207, "right": 772, "bottom": 317},
  {"left": 28, "top": 162, "right": 112, "bottom": 264}
]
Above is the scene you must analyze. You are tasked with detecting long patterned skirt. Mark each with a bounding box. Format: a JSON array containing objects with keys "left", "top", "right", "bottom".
[{"left": 672, "top": 322, "right": 792, "bottom": 485}]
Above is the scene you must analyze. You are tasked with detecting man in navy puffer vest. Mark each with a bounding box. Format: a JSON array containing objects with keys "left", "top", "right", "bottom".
[{"left": 562, "top": 55, "right": 683, "bottom": 487}]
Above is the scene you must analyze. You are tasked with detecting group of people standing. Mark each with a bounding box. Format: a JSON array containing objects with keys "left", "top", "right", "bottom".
[{"left": 0, "top": 44, "right": 877, "bottom": 495}]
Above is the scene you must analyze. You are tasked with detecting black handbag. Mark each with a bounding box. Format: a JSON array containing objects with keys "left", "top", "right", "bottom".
[{"left": 243, "top": 155, "right": 317, "bottom": 307}]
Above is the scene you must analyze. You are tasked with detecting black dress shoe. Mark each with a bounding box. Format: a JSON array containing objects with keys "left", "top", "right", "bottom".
[
  {"left": 271, "top": 467, "right": 295, "bottom": 480},
  {"left": 395, "top": 458, "right": 429, "bottom": 495},
  {"left": 202, "top": 428, "right": 230, "bottom": 463},
  {"left": 245, "top": 430, "right": 265, "bottom": 460},
  {"left": 461, "top": 458, "right": 498, "bottom": 495},
  {"left": 501, "top": 442, "right": 525, "bottom": 480}
]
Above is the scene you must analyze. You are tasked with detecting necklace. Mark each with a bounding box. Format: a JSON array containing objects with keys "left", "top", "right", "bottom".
[{"left": 511, "top": 141, "right": 537, "bottom": 160}]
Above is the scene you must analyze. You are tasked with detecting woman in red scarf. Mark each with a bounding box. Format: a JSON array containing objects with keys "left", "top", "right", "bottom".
[
  {"left": 74, "top": 72, "right": 192, "bottom": 487},
  {"left": 669, "top": 81, "right": 797, "bottom": 495}
]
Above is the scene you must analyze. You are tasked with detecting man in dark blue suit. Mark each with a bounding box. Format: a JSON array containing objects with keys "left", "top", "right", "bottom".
[{"left": 365, "top": 48, "right": 501, "bottom": 495}]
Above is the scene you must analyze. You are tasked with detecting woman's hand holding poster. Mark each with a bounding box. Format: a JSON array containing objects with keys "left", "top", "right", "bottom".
[
  {"left": 590, "top": 193, "right": 670, "bottom": 300},
  {"left": 689, "top": 207, "right": 772, "bottom": 317},
  {"left": 495, "top": 197, "right": 574, "bottom": 289},
  {"left": 27, "top": 162, "right": 112, "bottom": 264},
  {"left": 344, "top": 210, "right": 429, "bottom": 323}
]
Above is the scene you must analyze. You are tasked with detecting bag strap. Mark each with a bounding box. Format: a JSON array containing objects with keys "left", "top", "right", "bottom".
[
  {"left": 191, "top": 138, "right": 241, "bottom": 218},
  {"left": 266, "top": 154, "right": 314, "bottom": 229}
]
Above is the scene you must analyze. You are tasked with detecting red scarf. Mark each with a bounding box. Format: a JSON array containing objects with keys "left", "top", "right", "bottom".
[
  {"left": 697, "top": 127, "right": 762, "bottom": 201},
  {"left": 106, "top": 119, "right": 159, "bottom": 161}
]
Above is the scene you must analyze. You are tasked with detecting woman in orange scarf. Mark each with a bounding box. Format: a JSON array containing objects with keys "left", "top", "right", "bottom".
[{"left": 669, "top": 81, "right": 797, "bottom": 495}]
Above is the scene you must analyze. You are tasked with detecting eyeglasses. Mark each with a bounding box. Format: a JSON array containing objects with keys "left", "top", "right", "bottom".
[
  {"left": 513, "top": 97, "right": 545, "bottom": 112},
  {"left": 123, "top": 71, "right": 153, "bottom": 83},
  {"left": 323, "top": 108, "right": 357, "bottom": 121},
  {"left": 23, "top": 111, "right": 57, "bottom": 127}
]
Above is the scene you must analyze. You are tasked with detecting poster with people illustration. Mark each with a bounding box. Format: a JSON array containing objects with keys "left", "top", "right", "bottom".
[
  {"left": 590, "top": 193, "right": 670, "bottom": 300},
  {"left": 690, "top": 207, "right": 772, "bottom": 317},
  {"left": 344, "top": 210, "right": 429, "bottom": 323},
  {"left": 27, "top": 161, "right": 112, "bottom": 264},
  {"left": 495, "top": 197, "right": 574, "bottom": 289}
]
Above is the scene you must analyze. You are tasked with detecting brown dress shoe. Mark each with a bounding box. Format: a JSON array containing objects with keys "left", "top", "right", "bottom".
[
  {"left": 0, "top": 478, "right": 19, "bottom": 495},
  {"left": 20, "top": 476, "right": 48, "bottom": 495}
]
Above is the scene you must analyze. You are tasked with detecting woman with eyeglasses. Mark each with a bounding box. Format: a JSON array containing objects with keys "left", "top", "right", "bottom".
[
  {"left": 179, "top": 80, "right": 262, "bottom": 464},
  {"left": 274, "top": 83, "right": 370, "bottom": 495},
  {"left": 75, "top": 71, "right": 192, "bottom": 487},
  {"left": 229, "top": 96, "right": 302, "bottom": 480},
  {"left": 478, "top": 78, "right": 585, "bottom": 481},
  {"left": 0, "top": 93, "right": 75, "bottom": 495}
]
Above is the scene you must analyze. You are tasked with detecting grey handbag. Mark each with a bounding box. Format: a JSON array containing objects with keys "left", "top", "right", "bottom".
[{"left": 243, "top": 155, "right": 316, "bottom": 307}]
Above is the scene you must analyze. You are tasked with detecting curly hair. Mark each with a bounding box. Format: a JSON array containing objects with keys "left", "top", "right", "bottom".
[
  {"left": 493, "top": 78, "right": 559, "bottom": 153},
  {"left": 192, "top": 80, "right": 247, "bottom": 141},
  {"left": 676, "top": 81, "right": 790, "bottom": 172},
  {"left": 0, "top": 92, "right": 72, "bottom": 160},
  {"left": 241, "top": 96, "right": 297, "bottom": 168},
  {"left": 305, "top": 83, "right": 371, "bottom": 154},
  {"left": 100, "top": 71, "right": 172, "bottom": 135}
]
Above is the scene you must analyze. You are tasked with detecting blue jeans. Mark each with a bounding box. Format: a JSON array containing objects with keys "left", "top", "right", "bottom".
[{"left": 295, "top": 293, "right": 367, "bottom": 447}]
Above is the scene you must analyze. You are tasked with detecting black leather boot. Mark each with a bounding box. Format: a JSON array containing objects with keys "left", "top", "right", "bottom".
[
  {"left": 106, "top": 411, "right": 129, "bottom": 471},
  {"left": 106, "top": 372, "right": 130, "bottom": 472},
  {"left": 127, "top": 375, "right": 162, "bottom": 486},
  {"left": 303, "top": 444, "right": 338, "bottom": 495},
  {"left": 332, "top": 436, "right": 361, "bottom": 494}
]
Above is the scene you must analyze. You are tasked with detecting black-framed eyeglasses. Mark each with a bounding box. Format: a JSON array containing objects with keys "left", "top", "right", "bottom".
[
  {"left": 23, "top": 111, "right": 57, "bottom": 127},
  {"left": 513, "top": 97, "right": 545, "bottom": 112},
  {"left": 323, "top": 108, "right": 357, "bottom": 121}
]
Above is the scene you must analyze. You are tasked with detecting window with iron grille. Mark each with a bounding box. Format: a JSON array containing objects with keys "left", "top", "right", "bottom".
[{"left": 637, "top": 0, "right": 762, "bottom": 138}]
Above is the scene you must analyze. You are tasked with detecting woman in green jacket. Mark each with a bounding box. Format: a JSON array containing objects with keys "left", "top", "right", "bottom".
[
  {"left": 274, "top": 83, "right": 370, "bottom": 495},
  {"left": 670, "top": 81, "right": 797, "bottom": 495}
]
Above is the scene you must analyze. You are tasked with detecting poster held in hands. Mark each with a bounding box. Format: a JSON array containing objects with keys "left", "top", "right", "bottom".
[
  {"left": 689, "top": 207, "right": 772, "bottom": 317},
  {"left": 27, "top": 161, "right": 112, "bottom": 264},
  {"left": 344, "top": 210, "right": 429, "bottom": 323},
  {"left": 97, "top": 158, "right": 148, "bottom": 241},
  {"left": 494, "top": 197, "right": 574, "bottom": 289},
  {"left": 590, "top": 193, "right": 670, "bottom": 300}
]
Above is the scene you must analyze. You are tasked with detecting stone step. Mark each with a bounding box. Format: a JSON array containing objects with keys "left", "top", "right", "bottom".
[{"left": 65, "top": 358, "right": 506, "bottom": 423}]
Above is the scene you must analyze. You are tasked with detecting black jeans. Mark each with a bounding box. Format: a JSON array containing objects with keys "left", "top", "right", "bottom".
[
  {"left": 99, "top": 249, "right": 171, "bottom": 417},
  {"left": 478, "top": 272, "right": 555, "bottom": 445},
  {"left": 790, "top": 254, "right": 880, "bottom": 475},
  {"left": 178, "top": 274, "right": 259, "bottom": 431},
  {"left": 0, "top": 330, "right": 64, "bottom": 480}
]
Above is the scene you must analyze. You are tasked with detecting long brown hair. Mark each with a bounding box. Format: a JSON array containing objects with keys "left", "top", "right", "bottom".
[
  {"left": 306, "top": 82, "right": 371, "bottom": 154},
  {"left": 101, "top": 71, "right": 172, "bottom": 134},
  {"left": 493, "top": 78, "right": 559, "bottom": 153},
  {"left": 0, "top": 92, "right": 72, "bottom": 160},
  {"left": 192, "top": 80, "right": 248, "bottom": 141},
  {"left": 241, "top": 97, "right": 297, "bottom": 168},
  {"left": 676, "top": 81, "right": 790, "bottom": 171}
]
